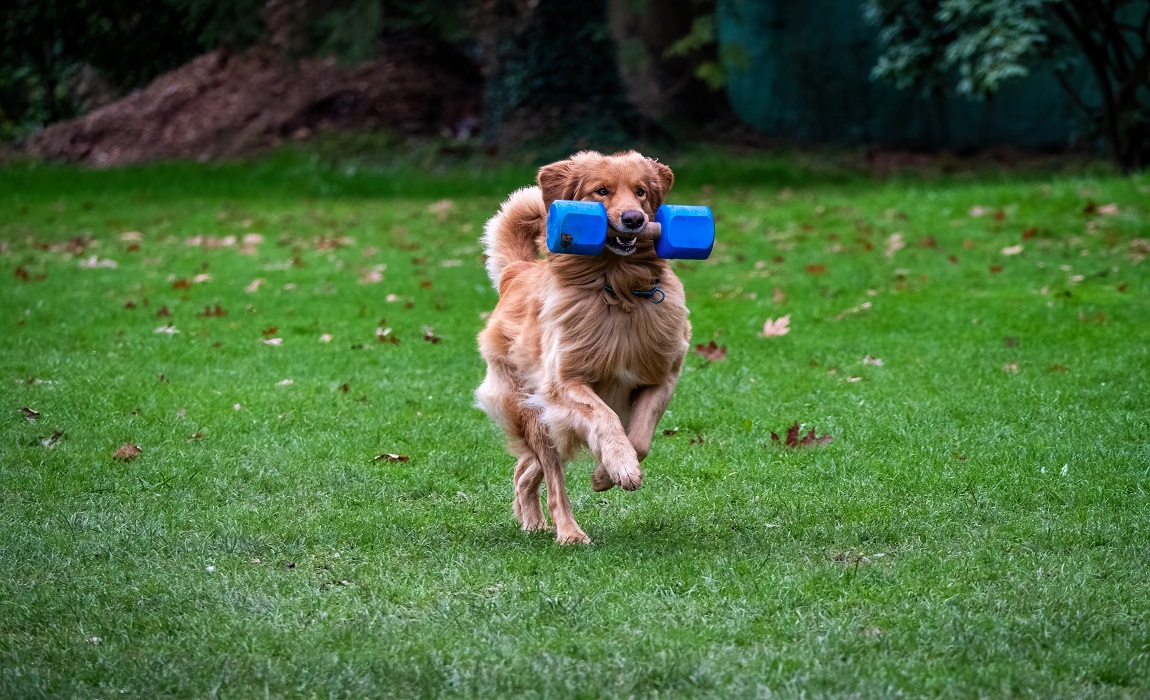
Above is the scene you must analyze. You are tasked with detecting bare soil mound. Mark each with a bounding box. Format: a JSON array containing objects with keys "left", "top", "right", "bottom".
[{"left": 30, "top": 40, "right": 481, "bottom": 166}]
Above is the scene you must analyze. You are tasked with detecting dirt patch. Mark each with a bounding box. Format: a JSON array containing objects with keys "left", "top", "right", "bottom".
[{"left": 29, "top": 39, "right": 481, "bottom": 167}]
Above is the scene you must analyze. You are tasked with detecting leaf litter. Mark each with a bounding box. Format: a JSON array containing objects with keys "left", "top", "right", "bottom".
[{"left": 771, "top": 421, "right": 833, "bottom": 448}]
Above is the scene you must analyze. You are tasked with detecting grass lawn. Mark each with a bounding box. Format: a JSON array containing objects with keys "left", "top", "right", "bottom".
[{"left": 1, "top": 149, "right": 1148, "bottom": 698}]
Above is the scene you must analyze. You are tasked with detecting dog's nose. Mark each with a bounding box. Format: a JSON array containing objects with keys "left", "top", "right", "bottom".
[{"left": 621, "top": 210, "right": 645, "bottom": 230}]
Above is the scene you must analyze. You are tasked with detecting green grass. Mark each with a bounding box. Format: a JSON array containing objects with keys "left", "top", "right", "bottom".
[{"left": 1, "top": 149, "right": 1148, "bottom": 698}]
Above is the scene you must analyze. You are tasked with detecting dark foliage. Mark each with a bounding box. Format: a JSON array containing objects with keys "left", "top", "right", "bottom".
[
  {"left": 477, "top": 0, "right": 650, "bottom": 153},
  {"left": 864, "top": 0, "right": 1150, "bottom": 171}
]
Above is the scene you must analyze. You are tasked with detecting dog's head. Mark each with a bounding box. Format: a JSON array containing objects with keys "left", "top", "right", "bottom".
[{"left": 537, "top": 150, "right": 674, "bottom": 257}]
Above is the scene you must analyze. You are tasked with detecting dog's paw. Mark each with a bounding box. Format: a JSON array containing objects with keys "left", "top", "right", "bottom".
[
  {"left": 556, "top": 528, "right": 591, "bottom": 545},
  {"left": 519, "top": 513, "right": 549, "bottom": 531},
  {"left": 615, "top": 465, "right": 643, "bottom": 491},
  {"left": 591, "top": 464, "right": 614, "bottom": 492},
  {"left": 609, "top": 456, "right": 643, "bottom": 491}
]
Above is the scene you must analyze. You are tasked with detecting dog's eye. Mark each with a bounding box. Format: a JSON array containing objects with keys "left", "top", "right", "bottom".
[
  {"left": 594, "top": 187, "right": 609, "bottom": 196},
  {"left": 636, "top": 187, "right": 646, "bottom": 197}
]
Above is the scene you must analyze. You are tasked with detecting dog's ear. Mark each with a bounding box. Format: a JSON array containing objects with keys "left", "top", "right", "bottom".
[
  {"left": 537, "top": 159, "right": 579, "bottom": 209},
  {"left": 646, "top": 158, "right": 674, "bottom": 209}
]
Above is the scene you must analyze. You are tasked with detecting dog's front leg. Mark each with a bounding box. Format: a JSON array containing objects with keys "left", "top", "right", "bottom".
[
  {"left": 626, "top": 370, "right": 682, "bottom": 463},
  {"left": 549, "top": 381, "right": 643, "bottom": 491}
]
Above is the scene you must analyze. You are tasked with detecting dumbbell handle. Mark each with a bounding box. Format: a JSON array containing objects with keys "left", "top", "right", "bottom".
[{"left": 626, "top": 221, "right": 662, "bottom": 240}]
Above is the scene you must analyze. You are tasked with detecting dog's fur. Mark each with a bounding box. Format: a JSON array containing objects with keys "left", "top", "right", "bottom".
[{"left": 475, "top": 150, "right": 691, "bottom": 544}]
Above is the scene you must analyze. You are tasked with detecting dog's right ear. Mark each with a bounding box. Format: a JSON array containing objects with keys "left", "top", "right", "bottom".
[{"left": 537, "top": 159, "right": 579, "bottom": 209}]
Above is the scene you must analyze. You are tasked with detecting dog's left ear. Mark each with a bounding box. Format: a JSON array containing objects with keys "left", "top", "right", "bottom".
[
  {"left": 647, "top": 158, "right": 674, "bottom": 207},
  {"left": 537, "top": 159, "right": 579, "bottom": 209}
]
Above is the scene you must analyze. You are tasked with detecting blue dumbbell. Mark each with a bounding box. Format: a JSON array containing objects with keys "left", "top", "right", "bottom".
[{"left": 546, "top": 200, "right": 715, "bottom": 260}]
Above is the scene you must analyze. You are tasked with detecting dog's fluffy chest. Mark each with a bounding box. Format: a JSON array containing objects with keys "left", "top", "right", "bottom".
[{"left": 548, "top": 295, "right": 688, "bottom": 388}]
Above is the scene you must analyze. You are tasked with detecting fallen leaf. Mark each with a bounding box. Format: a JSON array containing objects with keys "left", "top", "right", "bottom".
[
  {"left": 262, "top": 338, "right": 283, "bottom": 346},
  {"left": 989, "top": 265, "right": 1003, "bottom": 273},
  {"left": 863, "top": 355, "right": 883, "bottom": 366},
  {"left": 771, "top": 421, "right": 833, "bottom": 448},
  {"left": 692, "top": 341, "right": 727, "bottom": 362},
  {"left": 772, "top": 288, "right": 786, "bottom": 303},
  {"left": 154, "top": 324, "right": 180, "bottom": 334},
  {"left": 884, "top": 232, "right": 905, "bottom": 257},
  {"left": 320, "top": 333, "right": 333, "bottom": 343},
  {"left": 21, "top": 407, "right": 41, "bottom": 421},
  {"left": 376, "top": 327, "right": 399, "bottom": 345},
  {"left": 78, "top": 255, "right": 118, "bottom": 269},
  {"left": 374, "top": 453, "right": 410, "bottom": 463},
  {"left": 359, "top": 265, "right": 386, "bottom": 284},
  {"left": 427, "top": 199, "right": 455, "bottom": 221},
  {"left": 188, "top": 432, "right": 204, "bottom": 440},
  {"left": 155, "top": 305, "right": 170, "bottom": 317},
  {"left": 113, "top": 443, "right": 142, "bottom": 461},
  {"left": 41, "top": 430, "right": 64, "bottom": 448},
  {"left": 1003, "top": 363, "right": 1020, "bottom": 373},
  {"left": 423, "top": 327, "right": 442, "bottom": 344},
  {"left": 805, "top": 264, "right": 827, "bottom": 275},
  {"left": 969, "top": 205, "right": 988, "bottom": 217},
  {"left": 276, "top": 379, "right": 294, "bottom": 386},
  {"left": 1049, "top": 364, "right": 1069, "bottom": 372},
  {"left": 689, "top": 434, "right": 705, "bottom": 445},
  {"left": 261, "top": 326, "right": 278, "bottom": 337},
  {"left": 759, "top": 315, "right": 791, "bottom": 337},
  {"left": 662, "top": 429, "right": 678, "bottom": 436},
  {"left": 1001, "top": 244, "right": 1024, "bottom": 256},
  {"left": 171, "top": 278, "right": 191, "bottom": 290},
  {"left": 245, "top": 278, "right": 266, "bottom": 293},
  {"left": 1003, "top": 337, "right": 1019, "bottom": 347},
  {"left": 196, "top": 304, "right": 227, "bottom": 317}
]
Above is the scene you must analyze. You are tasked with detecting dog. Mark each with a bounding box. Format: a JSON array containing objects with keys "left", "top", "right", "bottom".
[{"left": 475, "top": 150, "right": 692, "bottom": 544}]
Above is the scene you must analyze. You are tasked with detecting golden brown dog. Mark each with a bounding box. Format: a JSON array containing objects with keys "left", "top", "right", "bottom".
[{"left": 475, "top": 150, "right": 692, "bottom": 544}]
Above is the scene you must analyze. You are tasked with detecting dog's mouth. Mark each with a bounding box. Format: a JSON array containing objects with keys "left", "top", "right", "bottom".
[{"left": 606, "top": 236, "right": 638, "bottom": 255}]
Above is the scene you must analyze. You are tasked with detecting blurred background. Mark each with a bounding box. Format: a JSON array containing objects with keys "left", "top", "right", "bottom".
[{"left": 1, "top": 0, "right": 1147, "bottom": 171}]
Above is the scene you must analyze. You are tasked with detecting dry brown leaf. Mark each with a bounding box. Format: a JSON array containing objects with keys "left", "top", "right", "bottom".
[
  {"left": 113, "top": 443, "right": 142, "bottom": 461},
  {"left": 771, "top": 421, "right": 833, "bottom": 448},
  {"left": 692, "top": 341, "right": 727, "bottom": 362},
  {"left": 21, "top": 407, "right": 40, "bottom": 421},
  {"left": 374, "top": 453, "right": 410, "bottom": 463},
  {"left": 41, "top": 430, "right": 64, "bottom": 449}
]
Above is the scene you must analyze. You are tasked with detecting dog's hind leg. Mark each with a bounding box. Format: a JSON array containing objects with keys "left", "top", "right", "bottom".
[
  {"left": 522, "top": 412, "right": 589, "bottom": 544},
  {"left": 512, "top": 456, "right": 547, "bottom": 531}
]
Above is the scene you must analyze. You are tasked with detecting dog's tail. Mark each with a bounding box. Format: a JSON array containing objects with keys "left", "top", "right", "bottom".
[{"left": 481, "top": 186, "right": 547, "bottom": 289}]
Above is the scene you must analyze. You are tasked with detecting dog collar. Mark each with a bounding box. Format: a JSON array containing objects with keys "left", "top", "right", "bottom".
[{"left": 604, "top": 284, "right": 665, "bottom": 304}]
